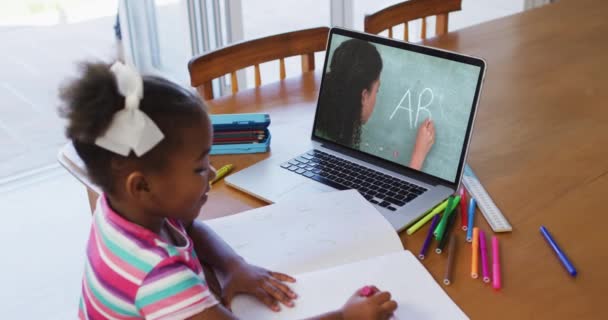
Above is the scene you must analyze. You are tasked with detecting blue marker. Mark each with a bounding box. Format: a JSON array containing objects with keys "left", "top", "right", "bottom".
[
  {"left": 540, "top": 226, "right": 577, "bottom": 277},
  {"left": 466, "top": 198, "right": 476, "bottom": 242}
]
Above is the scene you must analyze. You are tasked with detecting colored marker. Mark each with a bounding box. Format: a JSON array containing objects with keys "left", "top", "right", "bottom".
[
  {"left": 210, "top": 164, "right": 234, "bottom": 185},
  {"left": 466, "top": 198, "right": 476, "bottom": 242},
  {"left": 540, "top": 226, "right": 577, "bottom": 277},
  {"left": 471, "top": 227, "right": 479, "bottom": 279},
  {"left": 359, "top": 285, "right": 376, "bottom": 297},
  {"left": 434, "top": 196, "right": 455, "bottom": 240},
  {"left": 479, "top": 229, "right": 490, "bottom": 283},
  {"left": 443, "top": 234, "right": 457, "bottom": 286},
  {"left": 406, "top": 198, "right": 450, "bottom": 235},
  {"left": 492, "top": 236, "right": 501, "bottom": 290},
  {"left": 419, "top": 214, "right": 440, "bottom": 260},
  {"left": 436, "top": 206, "right": 459, "bottom": 254},
  {"left": 460, "top": 187, "right": 468, "bottom": 231},
  {"left": 435, "top": 196, "right": 461, "bottom": 241}
]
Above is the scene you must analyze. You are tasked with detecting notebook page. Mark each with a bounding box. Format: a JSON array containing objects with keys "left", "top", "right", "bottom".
[
  {"left": 232, "top": 250, "right": 468, "bottom": 320},
  {"left": 205, "top": 190, "right": 403, "bottom": 275}
]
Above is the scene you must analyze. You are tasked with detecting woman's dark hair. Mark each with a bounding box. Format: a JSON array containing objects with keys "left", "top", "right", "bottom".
[
  {"left": 316, "top": 39, "right": 382, "bottom": 147},
  {"left": 59, "top": 62, "right": 207, "bottom": 195}
]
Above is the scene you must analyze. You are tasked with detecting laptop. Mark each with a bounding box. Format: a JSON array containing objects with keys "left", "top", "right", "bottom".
[{"left": 226, "top": 27, "right": 486, "bottom": 232}]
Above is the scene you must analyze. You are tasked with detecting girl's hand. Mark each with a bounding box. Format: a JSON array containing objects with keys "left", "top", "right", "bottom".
[
  {"left": 341, "top": 286, "right": 398, "bottom": 320},
  {"left": 409, "top": 118, "right": 436, "bottom": 170},
  {"left": 219, "top": 261, "right": 297, "bottom": 312}
]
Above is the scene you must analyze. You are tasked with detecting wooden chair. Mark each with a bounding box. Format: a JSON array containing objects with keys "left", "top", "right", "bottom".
[
  {"left": 189, "top": 27, "right": 329, "bottom": 100},
  {"left": 364, "top": 0, "right": 462, "bottom": 41}
]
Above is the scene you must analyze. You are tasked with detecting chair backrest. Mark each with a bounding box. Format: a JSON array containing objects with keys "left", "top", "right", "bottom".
[
  {"left": 364, "top": 0, "right": 462, "bottom": 41},
  {"left": 189, "top": 27, "right": 330, "bottom": 100}
]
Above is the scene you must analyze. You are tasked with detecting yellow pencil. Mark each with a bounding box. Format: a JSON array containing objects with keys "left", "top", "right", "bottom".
[
  {"left": 210, "top": 164, "right": 234, "bottom": 185},
  {"left": 406, "top": 198, "right": 450, "bottom": 235}
]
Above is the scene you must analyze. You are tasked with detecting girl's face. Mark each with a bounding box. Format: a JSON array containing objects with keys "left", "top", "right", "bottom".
[
  {"left": 361, "top": 78, "right": 380, "bottom": 124},
  {"left": 147, "top": 113, "right": 216, "bottom": 222}
]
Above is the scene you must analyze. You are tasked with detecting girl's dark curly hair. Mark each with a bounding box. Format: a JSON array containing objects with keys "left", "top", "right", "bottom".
[
  {"left": 316, "top": 39, "right": 382, "bottom": 147},
  {"left": 59, "top": 62, "right": 207, "bottom": 195}
]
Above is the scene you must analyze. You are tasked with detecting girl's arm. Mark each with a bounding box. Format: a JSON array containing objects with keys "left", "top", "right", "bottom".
[
  {"left": 186, "top": 306, "right": 342, "bottom": 320},
  {"left": 186, "top": 288, "right": 397, "bottom": 320},
  {"left": 186, "top": 219, "right": 298, "bottom": 310},
  {"left": 186, "top": 219, "right": 244, "bottom": 273}
]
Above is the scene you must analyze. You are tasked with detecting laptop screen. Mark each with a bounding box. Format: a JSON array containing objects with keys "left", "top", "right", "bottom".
[{"left": 313, "top": 30, "right": 483, "bottom": 184}]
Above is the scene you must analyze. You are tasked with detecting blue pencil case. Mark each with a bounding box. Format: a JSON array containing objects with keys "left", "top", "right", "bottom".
[
  {"left": 210, "top": 113, "right": 270, "bottom": 131},
  {"left": 210, "top": 130, "right": 271, "bottom": 155},
  {"left": 209, "top": 113, "right": 271, "bottom": 155}
]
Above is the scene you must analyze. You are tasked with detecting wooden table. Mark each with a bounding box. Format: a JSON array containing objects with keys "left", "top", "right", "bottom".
[{"left": 59, "top": 0, "right": 607, "bottom": 318}]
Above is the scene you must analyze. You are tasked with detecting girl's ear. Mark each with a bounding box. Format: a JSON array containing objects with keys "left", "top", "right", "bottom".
[
  {"left": 361, "top": 88, "right": 370, "bottom": 104},
  {"left": 124, "top": 172, "right": 151, "bottom": 203}
]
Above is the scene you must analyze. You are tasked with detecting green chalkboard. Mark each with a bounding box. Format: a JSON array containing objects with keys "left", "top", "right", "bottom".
[{"left": 325, "top": 34, "right": 481, "bottom": 182}]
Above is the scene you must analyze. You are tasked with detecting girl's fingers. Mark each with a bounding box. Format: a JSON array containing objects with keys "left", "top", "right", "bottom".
[
  {"left": 269, "top": 277, "right": 298, "bottom": 299},
  {"left": 371, "top": 291, "right": 392, "bottom": 304},
  {"left": 262, "top": 281, "right": 294, "bottom": 307},
  {"left": 254, "top": 288, "right": 281, "bottom": 312},
  {"left": 270, "top": 271, "right": 296, "bottom": 283},
  {"left": 381, "top": 300, "right": 398, "bottom": 313}
]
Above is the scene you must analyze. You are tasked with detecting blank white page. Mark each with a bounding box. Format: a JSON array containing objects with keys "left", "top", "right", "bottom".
[
  {"left": 232, "top": 250, "right": 468, "bottom": 320},
  {"left": 205, "top": 190, "right": 403, "bottom": 275}
]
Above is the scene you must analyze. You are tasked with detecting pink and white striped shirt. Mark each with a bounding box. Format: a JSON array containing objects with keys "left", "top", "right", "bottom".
[{"left": 78, "top": 195, "right": 218, "bottom": 319}]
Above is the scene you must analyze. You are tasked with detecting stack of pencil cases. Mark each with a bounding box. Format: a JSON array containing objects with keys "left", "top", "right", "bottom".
[{"left": 209, "top": 113, "right": 271, "bottom": 155}]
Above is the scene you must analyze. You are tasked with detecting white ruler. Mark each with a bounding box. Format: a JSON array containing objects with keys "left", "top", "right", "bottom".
[{"left": 462, "top": 164, "right": 512, "bottom": 232}]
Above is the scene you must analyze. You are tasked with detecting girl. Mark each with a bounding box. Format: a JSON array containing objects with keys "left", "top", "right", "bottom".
[
  {"left": 60, "top": 61, "right": 398, "bottom": 320},
  {"left": 316, "top": 39, "right": 435, "bottom": 170}
]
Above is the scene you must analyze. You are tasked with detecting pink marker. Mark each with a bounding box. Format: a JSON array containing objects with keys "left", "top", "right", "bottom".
[
  {"left": 359, "top": 286, "right": 376, "bottom": 297},
  {"left": 479, "top": 230, "right": 490, "bottom": 283},
  {"left": 492, "top": 236, "right": 501, "bottom": 290}
]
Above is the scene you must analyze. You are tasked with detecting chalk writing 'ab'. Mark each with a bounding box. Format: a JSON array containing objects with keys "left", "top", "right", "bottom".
[{"left": 389, "top": 87, "right": 434, "bottom": 129}]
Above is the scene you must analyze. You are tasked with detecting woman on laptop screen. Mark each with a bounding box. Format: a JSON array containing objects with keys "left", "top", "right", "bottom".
[{"left": 316, "top": 39, "right": 435, "bottom": 170}]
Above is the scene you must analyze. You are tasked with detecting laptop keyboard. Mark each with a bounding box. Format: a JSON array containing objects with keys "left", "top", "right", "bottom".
[{"left": 280, "top": 149, "right": 428, "bottom": 211}]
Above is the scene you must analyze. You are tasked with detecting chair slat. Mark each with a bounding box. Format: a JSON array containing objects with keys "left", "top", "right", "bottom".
[
  {"left": 436, "top": 13, "right": 449, "bottom": 35},
  {"left": 421, "top": 17, "right": 427, "bottom": 40},
  {"left": 201, "top": 82, "right": 213, "bottom": 100},
  {"left": 404, "top": 22, "right": 409, "bottom": 41},
  {"left": 230, "top": 71, "right": 238, "bottom": 94},
  {"left": 280, "top": 58, "right": 286, "bottom": 80},
  {"left": 254, "top": 64, "right": 261, "bottom": 87},
  {"left": 301, "top": 53, "right": 315, "bottom": 73},
  {"left": 388, "top": 27, "right": 393, "bottom": 39}
]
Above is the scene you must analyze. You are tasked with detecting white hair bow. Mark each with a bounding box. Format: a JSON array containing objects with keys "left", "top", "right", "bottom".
[{"left": 95, "top": 62, "right": 164, "bottom": 157}]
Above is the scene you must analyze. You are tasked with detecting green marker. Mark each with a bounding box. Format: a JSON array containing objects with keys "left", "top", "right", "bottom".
[
  {"left": 433, "top": 196, "right": 455, "bottom": 240},
  {"left": 434, "top": 196, "right": 461, "bottom": 241},
  {"left": 406, "top": 198, "right": 451, "bottom": 235}
]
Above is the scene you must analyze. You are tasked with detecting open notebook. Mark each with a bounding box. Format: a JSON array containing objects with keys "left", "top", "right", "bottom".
[{"left": 205, "top": 190, "right": 468, "bottom": 319}]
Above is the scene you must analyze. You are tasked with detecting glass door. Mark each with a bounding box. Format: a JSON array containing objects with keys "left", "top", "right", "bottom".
[
  {"left": 119, "top": 0, "right": 344, "bottom": 94},
  {"left": 118, "top": 0, "right": 198, "bottom": 85}
]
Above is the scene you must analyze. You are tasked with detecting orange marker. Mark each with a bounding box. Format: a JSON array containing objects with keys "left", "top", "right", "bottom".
[{"left": 471, "top": 227, "right": 479, "bottom": 279}]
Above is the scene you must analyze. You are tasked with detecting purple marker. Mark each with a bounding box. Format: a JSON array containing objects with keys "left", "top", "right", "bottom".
[
  {"left": 419, "top": 214, "right": 441, "bottom": 260},
  {"left": 479, "top": 229, "right": 491, "bottom": 283}
]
